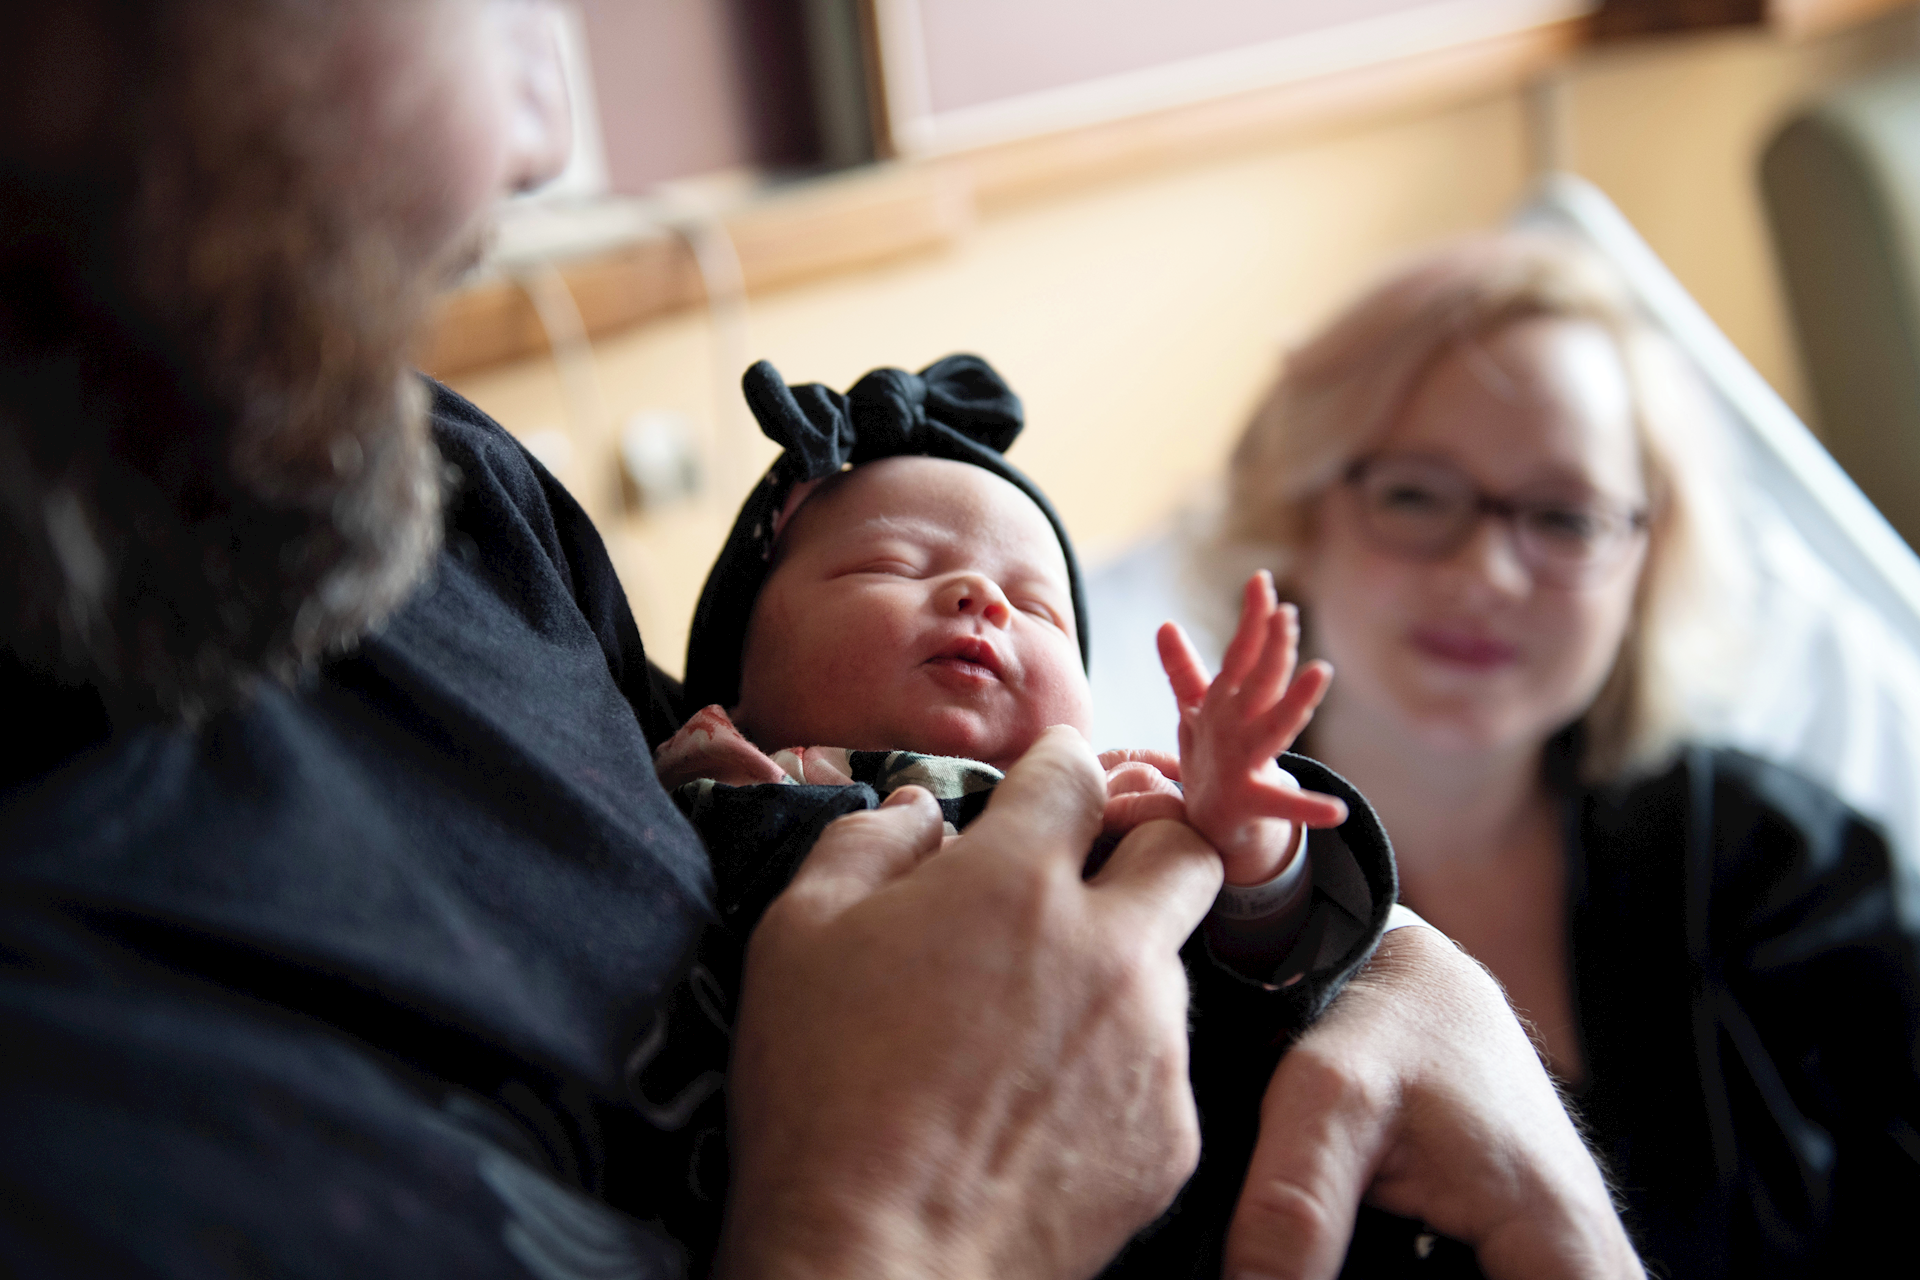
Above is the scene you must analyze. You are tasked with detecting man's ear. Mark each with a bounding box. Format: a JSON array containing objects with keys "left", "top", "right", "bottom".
[{"left": 495, "top": 0, "right": 572, "bottom": 194}]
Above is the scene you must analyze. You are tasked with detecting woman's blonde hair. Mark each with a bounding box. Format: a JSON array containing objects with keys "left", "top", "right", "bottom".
[{"left": 1224, "top": 233, "right": 1747, "bottom": 783}]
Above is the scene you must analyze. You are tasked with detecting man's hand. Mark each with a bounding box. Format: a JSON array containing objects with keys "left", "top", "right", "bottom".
[
  {"left": 718, "top": 726, "right": 1225, "bottom": 1280},
  {"left": 1157, "top": 571, "right": 1348, "bottom": 885},
  {"left": 1227, "top": 924, "right": 1644, "bottom": 1280}
]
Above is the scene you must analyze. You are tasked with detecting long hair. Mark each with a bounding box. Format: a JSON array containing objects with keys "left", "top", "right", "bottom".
[{"left": 1223, "top": 233, "right": 1748, "bottom": 782}]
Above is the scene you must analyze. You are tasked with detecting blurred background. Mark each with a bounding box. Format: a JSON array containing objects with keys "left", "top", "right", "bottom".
[{"left": 423, "top": 0, "right": 1920, "bottom": 678}]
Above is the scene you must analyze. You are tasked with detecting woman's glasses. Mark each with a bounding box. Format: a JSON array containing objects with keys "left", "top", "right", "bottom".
[{"left": 1344, "top": 455, "right": 1649, "bottom": 587}]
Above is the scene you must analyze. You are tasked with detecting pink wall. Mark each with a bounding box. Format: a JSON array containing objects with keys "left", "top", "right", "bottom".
[
  {"left": 916, "top": 0, "right": 1455, "bottom": 113},
  {"left": 575, "top": 0, "right": 816, "bottom": 193}
]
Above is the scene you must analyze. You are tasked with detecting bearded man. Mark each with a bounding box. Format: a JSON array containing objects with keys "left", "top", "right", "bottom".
[{"left": 0, "top": 4, "right": 1639, "bottom": 1279}]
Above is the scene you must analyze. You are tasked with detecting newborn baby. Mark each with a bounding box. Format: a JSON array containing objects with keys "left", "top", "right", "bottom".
[
  {"left": 660, "top": 356, "right": 1351, "bottom": 968},
  {"left": 633, "top": 356, "right": 1406, "bottom": 1277}
]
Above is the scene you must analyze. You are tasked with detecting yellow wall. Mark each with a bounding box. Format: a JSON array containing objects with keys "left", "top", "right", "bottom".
[
  {"left": 450, "top": 12, "right": 1919, "bottom": 678},
  {"left": 1566, "top": 15, "right": 1920, "bottom": 418}
]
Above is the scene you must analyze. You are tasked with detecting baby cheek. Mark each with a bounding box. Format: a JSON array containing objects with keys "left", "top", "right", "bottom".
[
  {"left": 1023, "top": 646, "right": 1093, "bottom": 736},
  {"left": 797, "top": 587, "right": 928, "bottom": 722}
]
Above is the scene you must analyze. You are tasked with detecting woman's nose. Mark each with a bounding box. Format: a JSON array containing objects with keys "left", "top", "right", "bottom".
[
  {"left": 940, "top": 574, "right": 1013, "bottom": 627},
  {"left": 1450, "top": 514, "right": 1533, "bottom": 596}
]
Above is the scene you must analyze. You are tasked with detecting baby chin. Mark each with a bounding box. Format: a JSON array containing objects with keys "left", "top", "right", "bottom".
[{"left": 891, "top": 706, "right": 1037, "bottom": 771}]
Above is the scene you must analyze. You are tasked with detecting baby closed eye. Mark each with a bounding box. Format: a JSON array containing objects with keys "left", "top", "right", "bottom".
[
  {"left": 846, "top": 559, "right": 924, "bottom": 577},
  {"left": 1014, "top": 598, "right": 1070, "bottom": 631}
]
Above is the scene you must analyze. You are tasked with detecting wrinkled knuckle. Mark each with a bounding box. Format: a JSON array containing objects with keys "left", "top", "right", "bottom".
[
  {"left": 1362, "top": 918, "right": 1457, "bottom": 978},
  {"left": 828, "top": 806, "right": 898, "bottom": 842},
  {"left": 1161, "top": 1104, "right": 1203, "bottom": 1187},
  {"left": 1237, "top": 1174, "right": 1342, "bottom": 1252},
  {"left": 1367, "top": 926, "right": 1513, "bottom": 1021},
  {"left": 1121, "top": 1093, "right": 1200, "bottom": 1219},
  {"left": 816, "top": 810, "right": 874, "bottom": 851},
  {"left": 1097, "top": 942, "right": 1162, "bottom": 1008},
  {"left": 998, "top": 859, "right": 1073, "bottom": 934},
  {"left": 1266, "top": 1044, "right": 1382, "bottom": 1125}
]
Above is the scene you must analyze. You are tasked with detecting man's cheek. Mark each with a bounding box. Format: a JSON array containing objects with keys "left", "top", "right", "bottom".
[{"left": 348, "top": 0, "right": 513, "bottom": 262}]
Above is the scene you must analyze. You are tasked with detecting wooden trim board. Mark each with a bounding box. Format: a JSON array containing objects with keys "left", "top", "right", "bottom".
[
  {"left": 1591, "top": 0, "right": 1914, "bottom": 38},
  {"left": 1771, "top": 0, "right": 1916, "bottom": 39}
]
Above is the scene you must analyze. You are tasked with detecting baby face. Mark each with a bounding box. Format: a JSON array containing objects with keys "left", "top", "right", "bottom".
[{"left": 732, "top": 456, "right": 1090, "bottom": 771}]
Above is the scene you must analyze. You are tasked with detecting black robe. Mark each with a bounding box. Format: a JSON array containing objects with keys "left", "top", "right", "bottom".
[{"left": 1568, "top": 745, "right": 1920, "bottom": 1276}]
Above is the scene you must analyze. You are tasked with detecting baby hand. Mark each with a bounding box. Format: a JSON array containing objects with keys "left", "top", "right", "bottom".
[
  {"left": 1157, "top": 571, "right": 1347, "bottom": 886},
  {"left": 654, "top": 705, "right": 792, "bottom": 791},
  {"left": 1096, "top": 748, "right": 1186, "bottom": 839}
]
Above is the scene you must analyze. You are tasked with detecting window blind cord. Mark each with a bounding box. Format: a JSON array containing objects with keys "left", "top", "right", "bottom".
[
  {"left": 514, "top": 262, "right": 614, "bottom": 518},
  {"left": 668, "top": 210, "right": 756, "bottom": 513}
]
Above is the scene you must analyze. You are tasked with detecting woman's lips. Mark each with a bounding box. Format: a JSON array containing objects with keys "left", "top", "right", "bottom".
[{"left": 1408, "top": 625, "right": 1520, "bottom": 669}]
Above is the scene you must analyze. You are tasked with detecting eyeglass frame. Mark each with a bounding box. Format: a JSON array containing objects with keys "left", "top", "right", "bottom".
[{"left": 1339, "top": 454, "right": 1651, "bottom": 587}]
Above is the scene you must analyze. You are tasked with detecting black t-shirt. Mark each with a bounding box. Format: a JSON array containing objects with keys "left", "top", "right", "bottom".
[{"left": 1, "top": 384, "right": 713, "bottom": 1277}]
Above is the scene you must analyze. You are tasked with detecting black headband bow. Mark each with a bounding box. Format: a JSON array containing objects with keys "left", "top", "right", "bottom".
[
  {"left": 745, "top": 355, "right": 1023, "bottom": 474},
  {"left": 682, "top": 354, "right": 1089, "bottom": 715}
]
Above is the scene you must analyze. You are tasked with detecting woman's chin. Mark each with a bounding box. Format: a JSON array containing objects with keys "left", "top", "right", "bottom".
[{"left": 1389, "top": 696, "right": 1554, "bottom": 758}]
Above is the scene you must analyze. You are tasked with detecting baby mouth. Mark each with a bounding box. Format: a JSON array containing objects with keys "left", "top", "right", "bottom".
[{"left": 927, "top": 636, "right": 1003, "bottom": 680}]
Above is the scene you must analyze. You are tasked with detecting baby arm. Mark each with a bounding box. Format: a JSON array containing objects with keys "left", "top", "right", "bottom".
[{"left": 1158, "top": 570, "right": 1347, "bottom": 888}]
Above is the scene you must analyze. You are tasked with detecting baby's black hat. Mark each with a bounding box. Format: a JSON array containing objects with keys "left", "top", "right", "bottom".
[{"left": 683, "top": 354, "right": 1089, "bottom": 713}]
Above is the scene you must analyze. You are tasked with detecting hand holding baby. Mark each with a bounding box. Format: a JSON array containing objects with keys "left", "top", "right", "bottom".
[{"left": 720, "top": 727, "right": 1223, "bottom": 1280}]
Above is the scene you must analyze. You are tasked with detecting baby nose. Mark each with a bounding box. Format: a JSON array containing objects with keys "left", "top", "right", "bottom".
[{"left": 942, "top": 574, "right": 1013, "bottom": 627}]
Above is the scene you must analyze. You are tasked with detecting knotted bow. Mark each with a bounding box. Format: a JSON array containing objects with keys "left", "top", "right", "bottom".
[
  {"left": 682, "top": 354, "right": 1088, "bottom": 714},
  {"left": 742, "top": 355, "right": 1024, "bottom": 483}
]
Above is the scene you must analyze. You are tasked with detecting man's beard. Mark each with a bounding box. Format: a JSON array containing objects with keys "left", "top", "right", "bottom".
[{"left": 0, "top": 58, "right": 460, "bottom": 724}]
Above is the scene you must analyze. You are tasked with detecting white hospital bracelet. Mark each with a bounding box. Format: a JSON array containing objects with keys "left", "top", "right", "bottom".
[
  {"left": 1210, "top": 820, "right": 1309, "bottom": 921},
  {"left": 1382, "top": 902, "right": 1428, "bottom": 933}
]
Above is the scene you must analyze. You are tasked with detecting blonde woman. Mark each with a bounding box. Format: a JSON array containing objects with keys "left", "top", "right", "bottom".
[{"left": 1223, "top": 234, "right": 1918, "bottom": 1276}]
